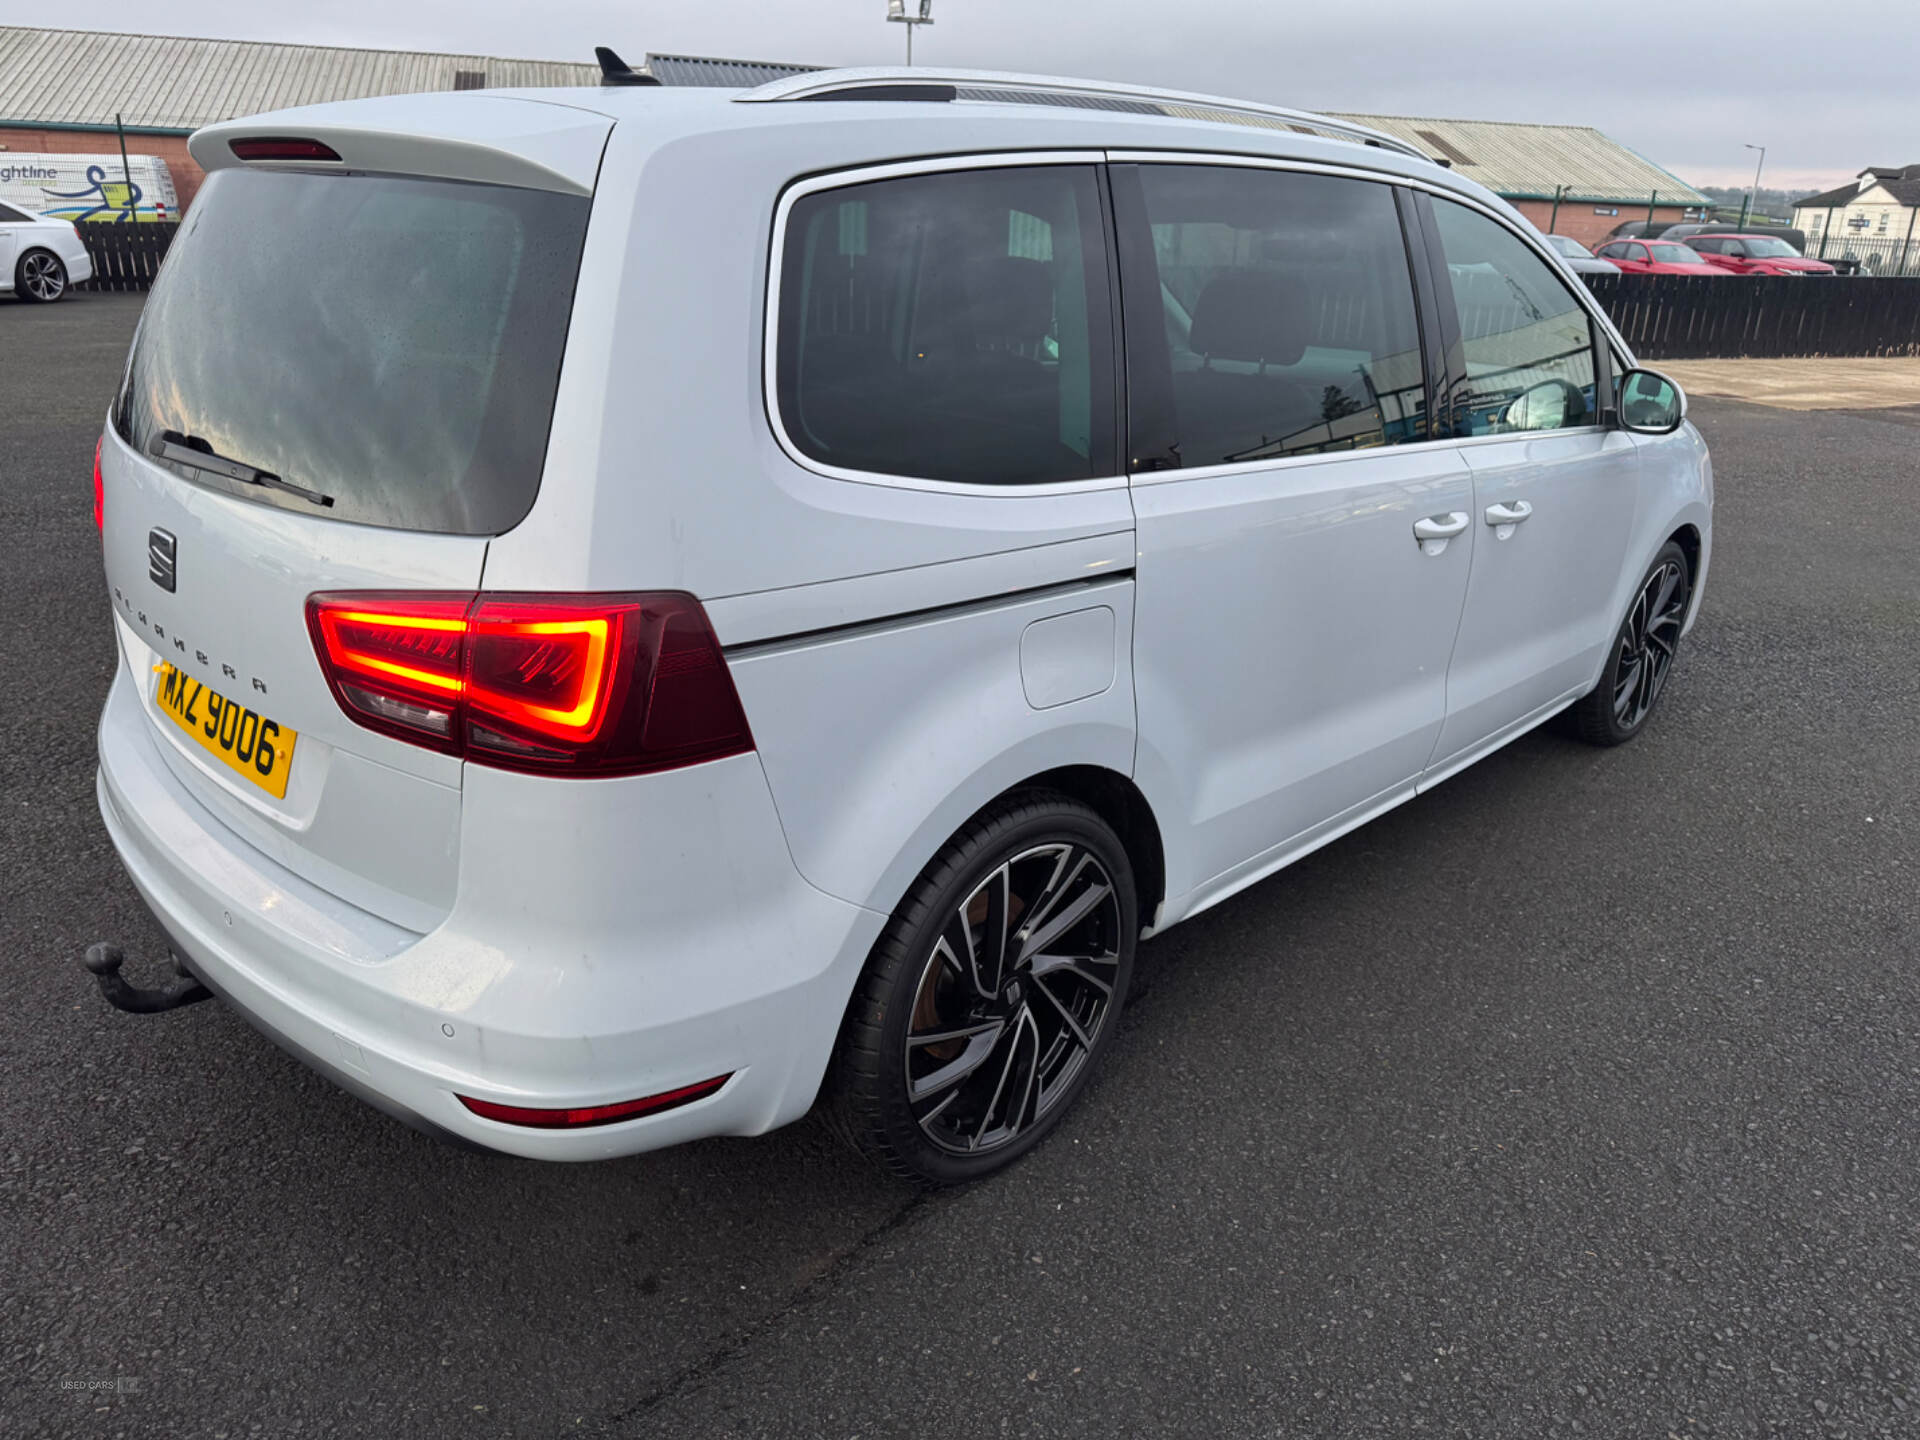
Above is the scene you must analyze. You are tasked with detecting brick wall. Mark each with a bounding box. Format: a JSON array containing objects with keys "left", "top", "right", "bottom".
[
  {"left": 0, "top": 127, "right": 204, "bottom": 212},
  {"left": 1508, "top": 199, "right": 1699, "bottom": 249}
]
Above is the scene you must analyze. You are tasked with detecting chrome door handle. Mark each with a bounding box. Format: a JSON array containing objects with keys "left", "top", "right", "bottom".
[
  {"left": 1484, "top": 500, "right": 1534, "bottom": 526},
  {"left": 1412, "top": 511, "right": 1470, "bottom": 556}
]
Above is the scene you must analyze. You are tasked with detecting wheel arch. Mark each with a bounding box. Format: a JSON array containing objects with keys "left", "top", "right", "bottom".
[
  {"left": 1661, "top": 514, "right": 1710, "bottom": 634},
  {"left": 1666, "top": 522, "right": 1701, "bottom": 583},
  {"left": 1005, "top": 765, "right": 1167, "bottom": 933}
]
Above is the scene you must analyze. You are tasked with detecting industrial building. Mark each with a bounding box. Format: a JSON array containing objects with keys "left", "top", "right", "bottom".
[
  {"left": 1330, "top": 113, "right": 1709, "bottom": 246},
  {"left": 0, "top": 23, "right": 1706, "bottom": 243}
]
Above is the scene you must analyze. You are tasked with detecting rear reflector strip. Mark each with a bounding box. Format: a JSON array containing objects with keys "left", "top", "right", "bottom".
[
  {"left": 456, "top": 1074, "right": 733, "bottom": 1129},
  {"left": 229, "top": 137, "right": 343, "bottom": 162}
]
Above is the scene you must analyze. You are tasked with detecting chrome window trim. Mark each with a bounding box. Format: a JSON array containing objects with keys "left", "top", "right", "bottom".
[
  {"left": 1120, "top": 426, "right": 1610, "bottom": 490},
  {"left": 762, "top": 149, "right": 1129, "bottom": 498},
  {"left": 762, "top": 147, "right": 1633, "bottom": 497}
]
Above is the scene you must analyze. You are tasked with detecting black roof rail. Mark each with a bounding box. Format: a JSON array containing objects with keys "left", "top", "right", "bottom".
[
  {"left": 798, "top": 82, "right": 956, "bottom": 103},
  {"left": 595, "top": 46, "right": 660, "bottom": 87}
]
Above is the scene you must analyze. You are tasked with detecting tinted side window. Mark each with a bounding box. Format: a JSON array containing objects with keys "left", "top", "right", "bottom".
[
  {"left": 1123, "top": 165, "right": 1426, "bottom": 469},
  {"left": 1429, "top": 199, "right": 1598, "bottom": 437},
  {"left": 775, "top": 165, "right": 1114, "bottom": 486},
  {"left": 0, "top": 203, "right": 31, "bottom": 222}
]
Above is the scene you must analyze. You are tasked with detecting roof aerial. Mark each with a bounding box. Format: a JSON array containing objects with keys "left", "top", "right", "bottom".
[{"left": 595, "top": 46, "right": 659, "bottom": 87}]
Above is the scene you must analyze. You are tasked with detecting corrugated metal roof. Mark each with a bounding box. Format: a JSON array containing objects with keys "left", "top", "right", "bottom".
[
  {"left": 1331, "top": 112, "right": 1707, "bottom": 205},
  {"left": 0, "top": 25, "right": 598, "bottom": 131},
  {"left": 644, "top": 54, "right": 819, "bottom": 88},
  {"left": 0, "top": 26, "right": 1708, "bottom": 208}
]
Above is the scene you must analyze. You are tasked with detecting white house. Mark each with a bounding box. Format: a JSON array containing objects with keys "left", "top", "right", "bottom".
[{"left": 1793, "top": 166, "right": 1920, "bottom": 257}]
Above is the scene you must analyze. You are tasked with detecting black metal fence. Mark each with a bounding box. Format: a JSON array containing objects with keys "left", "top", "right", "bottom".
[
  {"left": 1585, "top": 274, "right": 1920, "bottom": 359},
  {"left": 74, "top": 221, "right": 177, "bottom": 292},
  {"left": 1806, "top": 232, "right": 1920, "bottom": 279},
  {"left": 56, "top": 216, "right": 1920, "bottom": 360}
]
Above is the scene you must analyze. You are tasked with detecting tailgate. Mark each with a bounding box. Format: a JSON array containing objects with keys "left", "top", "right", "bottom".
[
  {"left": 98, "top": 98, "right": 606, "bottom": 930},
  {"left": 103, "top": 435, "right": 485, "bottom": 931}
]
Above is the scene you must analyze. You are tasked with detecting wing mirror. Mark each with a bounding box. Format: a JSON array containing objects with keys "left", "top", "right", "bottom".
[
  {"left": 1615, "top": 368, "right": 1686, "bottom": 435},
  {"left": 1499, "top": 378, "right": 1590, "bottom": 433}
]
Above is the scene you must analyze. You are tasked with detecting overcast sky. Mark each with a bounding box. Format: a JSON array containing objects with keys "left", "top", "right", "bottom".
[{"left": 31, "top": 0, "right": 1915, "bottom": 192}]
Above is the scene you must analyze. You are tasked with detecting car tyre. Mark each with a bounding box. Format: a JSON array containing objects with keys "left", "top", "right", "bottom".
[
  {"left": 1567, "top": 540, "right": 1692, "bottom": 747},
  {"left": 17, "top": 249, "right": 68, "bottom": 303},
  {"left": 827, "top": 790, "right": 1137, "bottom": 1188}
]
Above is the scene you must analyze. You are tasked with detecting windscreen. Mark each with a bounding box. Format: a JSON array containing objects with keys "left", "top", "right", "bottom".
[
  {"left": 1650, "top": 244, "right": 1708, "bottom": 265},
  {"left": 1741, "top": 237, "right": 1801, "bottom": 258},
  {"left": 116, "top": 167, "right": 591, "bottom": 535}
]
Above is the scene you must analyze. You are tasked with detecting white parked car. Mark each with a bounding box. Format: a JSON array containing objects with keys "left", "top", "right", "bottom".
[
  {"left": 91, "top": 68, "right": 1711, "bottom": 1186},
  {"left": 0, "top": 201, "right": 93, "bottom": 300}
]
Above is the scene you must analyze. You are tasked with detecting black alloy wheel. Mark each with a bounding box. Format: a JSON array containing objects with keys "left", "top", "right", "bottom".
[
  {"left": 1568, "top": 540, "right": 1693, "bottom": 746},
  {"left": 829, "top": 792, "right": 1137, "bottom": 1187}
]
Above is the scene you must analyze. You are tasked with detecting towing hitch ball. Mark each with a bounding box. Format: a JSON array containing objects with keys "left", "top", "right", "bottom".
[{"left": 82, "top": 942, "right": 213, "bottom": 1014}]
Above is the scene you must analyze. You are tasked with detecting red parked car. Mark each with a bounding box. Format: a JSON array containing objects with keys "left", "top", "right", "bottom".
[
  {"left": 1592, "top": 239, "right": 1723, "bottom": 275},
  {"left": 1685, "top": 234, "right": 1835, "bottom": 276}
]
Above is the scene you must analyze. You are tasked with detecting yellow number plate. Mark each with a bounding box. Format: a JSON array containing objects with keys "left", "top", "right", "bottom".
[{"left": 153, "top": 663, "right": 298, "bottom": 799}]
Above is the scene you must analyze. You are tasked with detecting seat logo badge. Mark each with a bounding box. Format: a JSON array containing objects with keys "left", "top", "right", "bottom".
[{"left": 148, "top": 528, "right": 177, "bottom": 592}]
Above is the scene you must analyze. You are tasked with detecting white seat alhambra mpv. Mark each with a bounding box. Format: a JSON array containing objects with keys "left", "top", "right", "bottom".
[{"left": 92, "top": 66, "right": 1710, "bottom": 1186}]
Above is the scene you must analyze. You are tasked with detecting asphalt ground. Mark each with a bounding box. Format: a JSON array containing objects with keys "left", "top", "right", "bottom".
[{"left": 4, "top": 291, "right": 1918, "bottom": 1438}]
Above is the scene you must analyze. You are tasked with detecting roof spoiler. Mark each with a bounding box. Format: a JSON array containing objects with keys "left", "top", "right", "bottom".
[{"left": 596, "top": 46, "right": 660, "bottom": 87}]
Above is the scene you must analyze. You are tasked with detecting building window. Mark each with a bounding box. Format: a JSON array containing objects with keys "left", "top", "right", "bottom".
[{"left": 452, "top": 70, "right": 487, "bottom": 91}]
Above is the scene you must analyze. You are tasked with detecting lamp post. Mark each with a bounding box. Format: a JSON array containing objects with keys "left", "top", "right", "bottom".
[
  {"left": 1739, "top": 143, "right": 1766, "bottom": 230},
  {"left": 887, "top": 0, "right": 934, "bottom": 66}
]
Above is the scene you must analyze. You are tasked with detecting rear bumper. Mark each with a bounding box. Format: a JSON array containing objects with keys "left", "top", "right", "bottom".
[
  {"left": 66, "top": 246, "right": 94, "bottom": 285},
  {"left": 96, "top": 665, "right": 886, "bottom": 1160}
]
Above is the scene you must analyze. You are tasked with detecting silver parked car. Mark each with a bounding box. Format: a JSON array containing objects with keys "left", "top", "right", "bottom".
[{"left": 1545, "top": 234, "right": 1621, "bottom": 276}]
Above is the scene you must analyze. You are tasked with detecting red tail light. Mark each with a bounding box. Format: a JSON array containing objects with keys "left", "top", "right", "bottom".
[
  {"left": 305, "top": 591, "right": 754, "bottom": 777},
  {"left": 228, "top": 137, "right": 342, "bottom": 162},
  {"left": 92, "top": 437, "right": 104, "bottom": 531}
]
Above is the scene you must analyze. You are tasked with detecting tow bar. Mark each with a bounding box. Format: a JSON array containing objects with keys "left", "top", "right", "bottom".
[{"left": 81, "top": 942, "right": 213, "bottom": 1014}]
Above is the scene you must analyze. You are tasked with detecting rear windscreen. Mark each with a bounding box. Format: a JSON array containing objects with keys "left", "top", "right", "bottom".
[{"left": 116, "top": 167, "right": 590, "bottom": 535}]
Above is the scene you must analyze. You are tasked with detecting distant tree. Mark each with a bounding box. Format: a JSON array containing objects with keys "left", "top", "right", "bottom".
[
  {"left": 1691, "top": 184, "right": 1803, "bottom": 221},
  {"left": 1321, "top": 385, "right": 1364, "bottom": 422}
]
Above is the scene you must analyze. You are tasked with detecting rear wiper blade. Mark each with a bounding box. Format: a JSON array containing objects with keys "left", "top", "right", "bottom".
[{"left": 150, "top": 430, "right": 335, "bottom": 509}]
